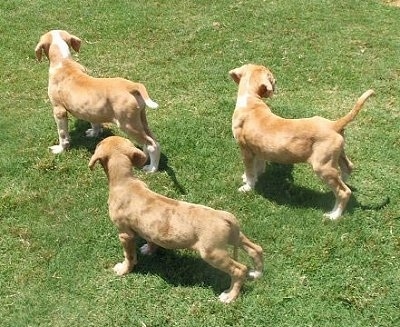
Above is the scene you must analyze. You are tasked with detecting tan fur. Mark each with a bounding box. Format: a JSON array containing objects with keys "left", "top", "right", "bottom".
[
  {"left": 35, "top": 30, "right": 160, "bottom": 172},
  {"left": 89, "top": 136, "right": 264, "bottom": 303},
  {"left": 230, "top": 64, "right": 374, "bottom": 220}
]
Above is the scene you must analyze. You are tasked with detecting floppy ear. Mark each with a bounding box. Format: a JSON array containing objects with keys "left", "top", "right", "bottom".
[
  {"left": 129, "top": 148, "right": 148, "bottom": 168},
  {"left": 259, "top": 73, "right": 275, "bottom": 98},
  {"left": 229, "top": 67, "right": 242, "bottom": 84},
  {"left": 34, "top": 41, "right": 45, "bottom": 61},
  {"left": 35, "top": 33, "right": 53, "bottom": 61},
  {"left": 35, "top": 37, "right": 49, "bottom": 61},
  {"left": 88, "top": 153, "right": 101, "bottom": 170},
  {"left": 69, "top": 35, "right": 82, "bottom": 53}
]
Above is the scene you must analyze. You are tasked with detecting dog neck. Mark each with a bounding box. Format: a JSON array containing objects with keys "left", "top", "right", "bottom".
[
  {"left": 235, "top": 78, "right": 264, "bottom": 109},
  {"left": 48, "top": 31, "right": 72, "bottom": 67},
  {"left": 104, "top": 156, "right": 136, "bottom": 187}
]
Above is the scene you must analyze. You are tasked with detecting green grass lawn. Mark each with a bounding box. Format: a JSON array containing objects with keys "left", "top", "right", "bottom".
[{"left": 1, "top": 0, "right": 399, "bottom": 326}]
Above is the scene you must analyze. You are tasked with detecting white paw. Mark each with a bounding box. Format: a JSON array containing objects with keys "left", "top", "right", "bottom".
[
  {"left": 145, "top": 99, "right": 159, "bottom": 109},
  {"left": 140, "top": 244, "right": 152, "bottom": 255},
  {"left": 113, "top": 262, "right": 130, "bottom": 276},
  {"left": 238, "top": 184, "right": 253, "bottom": 192},
  {"left": 85, "top": 128, "right": 102, "bottom": 138},
  {"left": 241, "top": 173, "right": 247, "bottom": 183},
  {"left": 218, "top": 291, "right": 235, "bottom": 304},
  {"left": 143, "top": 164, "right": 157, "bottom": 173},
  {"left": 248, "top": 270, "right": 262, "bottom": 279},
  {"left": 49, "top": 145, "right": 65, "bottom": 154},
  {"left": 323, "top": 211, "right": 342, "bottom": 221}
]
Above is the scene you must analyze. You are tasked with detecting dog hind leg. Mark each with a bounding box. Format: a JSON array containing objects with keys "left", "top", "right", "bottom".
[
  {"left": 85, "top": 123, "right": 103, "bottom": 138},
  {"left": 239, "top": 233, "right": 263, "bottom": 279},
  {"left": 312, "top": 162, "right": 351, "bottom": 220},
  {"left": 140, "top": 241, "right": 158, "bottom": 255},
  {"left": 120, "top": 123, "right": 160, "bottom": 172},
  {"left": 142, "top": 141, "right": 161, "bottom": 173},
  {"left": 200, "top": 248, "right": 248, "bottom": 303},
  {"left": 338, "top": 151, "right": 354, "bottom": 182},
  {"left": 140, "top": 109, "right": 160, "bottom": 173}
]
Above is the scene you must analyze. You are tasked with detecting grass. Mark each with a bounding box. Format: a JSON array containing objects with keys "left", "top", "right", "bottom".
[{"left": 1, "top": 0, "right": 399, "bottom": 326}]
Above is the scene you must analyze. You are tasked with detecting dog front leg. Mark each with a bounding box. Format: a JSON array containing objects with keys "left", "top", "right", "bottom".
[
  {"left": 49, "top": 106, "right": 70, "bottom": 154},
  {"left": 239, "top": 149, "right": 257, "bottom": 192},
  {"left": 113, "top": 232, "right": 137, "bottom": 276},
  {"left": 254, "top": 157, "right": 266, "bottom": 178}
]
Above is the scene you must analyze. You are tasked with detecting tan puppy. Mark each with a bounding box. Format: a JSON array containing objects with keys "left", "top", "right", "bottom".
[
  {"left": 35, "top": 30, "right": 160, "bottom": 172},
  {"left": 89, "top": 136, "right": 263, "bottom": 303},
  {"left": 229, "top": 64, "right": 374, "bottom": 220}
]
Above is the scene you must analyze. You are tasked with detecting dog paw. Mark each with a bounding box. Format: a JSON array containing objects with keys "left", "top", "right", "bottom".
[
  {"left": 140, "top": 244, "right": 152, "bottom": 255},
  {"left": 238, "top": 184, "right": 252, "bottom": 192},
  {"left": 145, "top": 99, "right": 159, "bottom": 109},
  {"left": 323, "top": 211, "right": 342, "bottom": 221},
  {"left": 248, "top": 270, "right": 262, "bottom": 279},
  {"left": 143, "top": 165, "right": 157, "bottom": 173},
  {"left": 113, "top": 262, "right": 131, "bottom": 276},
  {"left": 218, "top": 291, "right": 236, "bottom": 304},
  {"left": 241, "top": 173, "right": 247, "bottom": 183},
  {"left": 49, "top": 145, "right": 65, "bottom": 154},
  {"left": 85, "top": 128, "right": 102, "bottom": 138}
]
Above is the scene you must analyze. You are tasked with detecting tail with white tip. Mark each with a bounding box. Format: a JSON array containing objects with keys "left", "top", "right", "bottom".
[{"left": 129, "top": 82, "right": 159, "bottom": 109}]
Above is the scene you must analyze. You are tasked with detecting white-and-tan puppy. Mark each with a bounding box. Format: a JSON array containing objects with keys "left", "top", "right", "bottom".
[
  {"left": 89, "top": 136, "right": 264, "bottom": 303},
  {"left": 35, "top": 30, "right": 160, "bottom": 172},
  {"left": 230, "top": 63, "right": 374, "bottom": 220}
]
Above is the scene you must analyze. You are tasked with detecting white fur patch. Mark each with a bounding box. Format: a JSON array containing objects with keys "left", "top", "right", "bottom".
[
  {"left": 236, "top": 93, "right": 249, "bottom": 108},
  {"left": 219, "top": 291, "right": 233, "bottom": 303},
  {"left": 49, "top": 144, "right": 65, "bottom": 154},
  {"left": 324, "top": 207, "right": 343, "bottom": 220},
  {"left": 248, "top": 270, "right": 262, "bottom": 279},
  {"left": 51, "top": 30, "right": 71, "bottom": 58}
]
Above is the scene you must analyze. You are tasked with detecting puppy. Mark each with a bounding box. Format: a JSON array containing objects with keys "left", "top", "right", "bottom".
[
  {"left": 89, "top": 136, "right": 264, "bottom": 303},
  {"left": 229, "top": 64, "right": 374, "bottom": 220},
  {"left": 35, "top": 30, "right": 160, "bottom": 172}
]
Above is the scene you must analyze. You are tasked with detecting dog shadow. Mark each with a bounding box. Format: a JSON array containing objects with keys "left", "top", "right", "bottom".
[
  {"left": 157, "top": 154, "right": 187, "bottom": 195},
  {"left": 69, "top": 120, "right": 187, "bottom": 194},
  {"left": 69, "top": 120, "right": 114, "bottom": 153},
  {"left": 254, "top": 163, "right": 363, "bottom": 214},
  {"left": 133, "top": 247, "right": 235, "bottom": 295}
]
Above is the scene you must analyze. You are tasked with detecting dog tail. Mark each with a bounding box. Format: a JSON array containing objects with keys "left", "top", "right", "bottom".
[
  {"left": 333, "top": 89, "right": 374, "bottom": 132},
  {"left": 130, "top": 82, "right": 159, "bottom": 109}
]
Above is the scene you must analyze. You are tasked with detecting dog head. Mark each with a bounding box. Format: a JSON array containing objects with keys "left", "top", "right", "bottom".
[
  {"left": 89, "top": 136, "right": 148, "bottom": 171},
  {"left": 35, "top": 30, "right": 81, "bottom": 61},
  {"left": 229, "top": 64, "right": 276, "bottom": 98}
]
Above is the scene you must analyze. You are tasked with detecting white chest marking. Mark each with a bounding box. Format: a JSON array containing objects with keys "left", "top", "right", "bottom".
[
  {"left": 235, "top": 78, "right": 251, "bottom": 108},
  {"left": 236, "top": 93, "right": 249, "bottom": 108}
]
